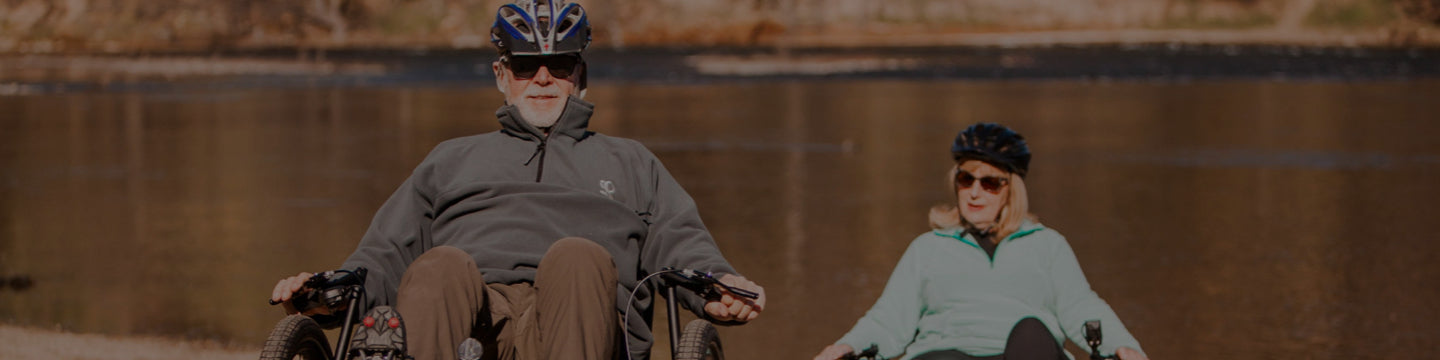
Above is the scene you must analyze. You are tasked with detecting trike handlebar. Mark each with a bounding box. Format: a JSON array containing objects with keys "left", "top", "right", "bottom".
[
  {"left": 840, "top": 344, "right": 879, "bottom": 360},
  {"left": 1083, "top": 320, "right": 1120, "bottom": 360},
  {"left": 834, "top": 320, "right": 1116, "bottom": 360},
  {"left": 267, "top": 268, "right": 367, "bottom": 315}
]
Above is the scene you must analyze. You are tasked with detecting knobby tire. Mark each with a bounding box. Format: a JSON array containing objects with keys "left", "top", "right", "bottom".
[
  {"left": 260, "top": 314, "right": 334, "bottom": 360},
  {"left": 675, "top": 319, "right": 723, "bottom": 360}
]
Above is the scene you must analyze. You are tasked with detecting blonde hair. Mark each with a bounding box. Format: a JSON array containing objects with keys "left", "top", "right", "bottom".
[{"left": 929, "top": 164, "right": 1036, "bottom": 242}]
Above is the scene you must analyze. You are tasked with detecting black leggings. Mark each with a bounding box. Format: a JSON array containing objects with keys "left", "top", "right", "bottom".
[{"left": 913, "top": 317, "right": 1066, "bottom": 360}]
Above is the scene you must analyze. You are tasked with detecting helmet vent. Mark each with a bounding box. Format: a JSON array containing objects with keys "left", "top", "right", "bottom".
[
  {"left": 557, "top": 5, "right": 584, "bottom": 38},
  {"left": 535, "top": 0, "right": 553, "bottom": 38},
  {"left": 537, "top": 16, "right": 552, "bottom": 38},
  {"left": 498, "top": 6, "right": 533, "bottom": 38},
  {"left": 512, "top": 20, "right": 531, "bottom": 35}
]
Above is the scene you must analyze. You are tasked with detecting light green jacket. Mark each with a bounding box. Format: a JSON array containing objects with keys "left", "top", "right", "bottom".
[{"left": 837, "top": 221, "right": 1144, "bottom": 360}]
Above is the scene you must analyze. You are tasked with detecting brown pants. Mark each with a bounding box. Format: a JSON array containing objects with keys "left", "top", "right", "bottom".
[{"left": 395, "top": 238, "right": 619, "bottom": 360}]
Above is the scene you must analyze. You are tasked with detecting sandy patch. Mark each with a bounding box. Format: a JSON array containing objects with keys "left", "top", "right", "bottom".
[{"left": 0, "top": 325, "right": 258, "bottom": 360}]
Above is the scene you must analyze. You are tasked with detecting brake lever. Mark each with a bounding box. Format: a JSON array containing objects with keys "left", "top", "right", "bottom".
[
  {"left": 714, "top": 281, "right": 759, "bottom": 300},
  {"left": 667, "top": 268, "right": 760, "bottom": 300}
]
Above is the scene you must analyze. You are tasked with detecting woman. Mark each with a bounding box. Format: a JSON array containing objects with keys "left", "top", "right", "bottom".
[{"left": 813, "top": 123, "right": 1148, "bottom": 360}]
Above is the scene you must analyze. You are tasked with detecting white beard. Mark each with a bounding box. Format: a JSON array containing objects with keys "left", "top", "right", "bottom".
[{"left": 516, "top": 100, "right": 563, "bottom": 129}]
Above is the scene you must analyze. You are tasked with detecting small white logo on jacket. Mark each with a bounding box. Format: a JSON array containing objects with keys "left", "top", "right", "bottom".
[{"left": 599, "top": 180, "right": 617, "bottom": 199}]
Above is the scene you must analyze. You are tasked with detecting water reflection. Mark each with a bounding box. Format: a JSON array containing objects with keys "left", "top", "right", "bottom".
[{"left": 1, "top": 79, "right": 1438, "bottom": 359}]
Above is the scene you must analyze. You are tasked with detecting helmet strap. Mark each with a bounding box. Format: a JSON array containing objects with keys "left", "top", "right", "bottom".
[{"left": 575, "top": 59, "right": 587, "bottom": 98}]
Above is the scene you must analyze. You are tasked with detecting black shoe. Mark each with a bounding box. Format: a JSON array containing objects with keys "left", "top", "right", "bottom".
[
  {"left": 458, "top": 337, "right": 484, "bottom": 360},
  {"left": 348, "top": 306, "right": 409, "bottom": 360}
]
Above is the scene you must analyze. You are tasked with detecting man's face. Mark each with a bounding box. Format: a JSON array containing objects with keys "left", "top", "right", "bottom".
[{"left": 494, "top": 54, "right": 582, "bottom": 129}]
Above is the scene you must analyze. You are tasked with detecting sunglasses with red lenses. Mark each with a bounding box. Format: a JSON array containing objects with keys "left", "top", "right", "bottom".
[
  {"left": 504, "top": 54, "right": 581, "bottom": 80},
  {"left": 956, "top": 171, "right": 1009, "bottom": 194}
]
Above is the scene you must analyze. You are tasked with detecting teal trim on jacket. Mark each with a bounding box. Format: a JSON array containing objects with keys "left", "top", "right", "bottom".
[{"left": 836, "top": 221, "right": 1145, "bottom": 360}]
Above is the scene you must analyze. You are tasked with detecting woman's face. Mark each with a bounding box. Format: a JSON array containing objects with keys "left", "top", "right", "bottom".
[{"left": 956, "top": 160, "right": 1011, "bottom": 230}]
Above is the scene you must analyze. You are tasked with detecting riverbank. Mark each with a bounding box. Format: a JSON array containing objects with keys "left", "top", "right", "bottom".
[
  {"left": 3, "top": 41, "right": 1436, "bottom": 94},
  {"left": 779, "top": 27, "right": 1438, "bottom": 48},
  {"left": 0, "top": 324, "right": 256, "bottom": 360},
  {"left": 2, "top": 0, "right": 1439, "bottom": 55},
  {"left": 3, "top": 27, "right": 1438, "bottom": 56}
]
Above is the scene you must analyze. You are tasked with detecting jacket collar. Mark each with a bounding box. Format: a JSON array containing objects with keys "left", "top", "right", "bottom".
[
  {"left": 497, "top": 96, "right": 594, "bottom": 141},
  {"left": 934, "top": 220, "right": 1044, "bottom": 246}
]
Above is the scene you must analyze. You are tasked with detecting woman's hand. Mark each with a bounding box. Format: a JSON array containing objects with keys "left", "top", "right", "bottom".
[
  {"left": 813, "top": 343, "right": 855, "bottom": 360},
  {"left": 1116, "top": 347, "right": 1148, "bottom": 360},
  {"left": 703, "top": 274, "right": 765, "bottom": 322}
]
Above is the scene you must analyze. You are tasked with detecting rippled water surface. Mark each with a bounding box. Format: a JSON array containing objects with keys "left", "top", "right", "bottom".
[{"left": 2, "top": 77, "right": 1438, "bottom": 359}]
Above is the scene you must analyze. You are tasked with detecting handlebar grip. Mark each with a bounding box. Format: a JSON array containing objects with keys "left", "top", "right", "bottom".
[{"left": 266, "top": 268, "right": 368, "bottom": 307}]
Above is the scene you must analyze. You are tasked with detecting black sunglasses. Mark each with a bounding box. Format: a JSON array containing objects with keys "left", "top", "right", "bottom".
[
  {"left": 503, "top": 54, "right": 581, "bottom": 80},
  {"left": 956, "top": 171, "right": 1009, "bottom": 194}
]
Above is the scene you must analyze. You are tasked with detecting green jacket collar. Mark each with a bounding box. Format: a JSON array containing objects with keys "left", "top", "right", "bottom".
[{"left": 933, "top": 220, "right": 1045, "bottom": 249}]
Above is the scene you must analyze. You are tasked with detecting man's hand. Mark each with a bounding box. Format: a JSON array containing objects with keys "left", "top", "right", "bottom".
[
  {"left": 269, "top": 272, "right": 331, "bottom": 316},
  {"left": 812, "top": 343, "right": 855, "bottom": 360},
  {"left": 1116, "top": 347, "right": 1148, "bottom": 360},
  {"left": 702, "top": 274, "right": 765, "bottom": 323}
]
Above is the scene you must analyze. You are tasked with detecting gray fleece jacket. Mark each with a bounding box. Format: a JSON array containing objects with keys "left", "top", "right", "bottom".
[{"left": 340, "top": 96, "right": 738, "bottom": 359}]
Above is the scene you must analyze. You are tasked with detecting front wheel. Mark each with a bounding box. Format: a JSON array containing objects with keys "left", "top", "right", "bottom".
[
  {"left": 675, "top": 319, "right": 723, "bottom": 360},
  {"left": 260, "top": 314, "right": 334, "bottom": 360}
]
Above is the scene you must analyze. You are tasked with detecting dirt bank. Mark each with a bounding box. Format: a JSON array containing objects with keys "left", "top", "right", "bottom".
[{"left": 0, "top": 325, "right": 258, "bottom": 360}]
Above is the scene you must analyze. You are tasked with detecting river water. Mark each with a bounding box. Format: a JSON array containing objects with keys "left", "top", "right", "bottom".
[{"left": 2, "top": 50, "right": 1439, "bottom": 359}]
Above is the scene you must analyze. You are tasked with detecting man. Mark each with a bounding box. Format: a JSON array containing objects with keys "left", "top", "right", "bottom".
[{"left": 268, "top": 1, "right": 766, "bottom": 359}]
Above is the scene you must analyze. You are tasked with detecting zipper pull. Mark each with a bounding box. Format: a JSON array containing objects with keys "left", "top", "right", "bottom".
[{"left": 524, "top": 141, "right": 546, "bottom": 166}]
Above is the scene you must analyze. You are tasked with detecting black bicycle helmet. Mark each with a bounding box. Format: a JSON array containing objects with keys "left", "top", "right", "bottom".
[
  {"left": 951, "top": 123, "right": 1031, "bottom": 177},
  {"left": 490, "top": 0, "right": 591, "bottom": 56}
]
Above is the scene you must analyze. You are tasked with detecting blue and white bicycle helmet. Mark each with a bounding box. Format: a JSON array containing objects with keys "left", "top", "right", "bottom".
[{"left": 490, "top": 0, "right": 591, "bottom": 56}]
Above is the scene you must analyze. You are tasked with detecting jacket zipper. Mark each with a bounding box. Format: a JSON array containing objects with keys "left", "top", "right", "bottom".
[{"left": 524, "top": 132, "right": 551, "bottom": 182}]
